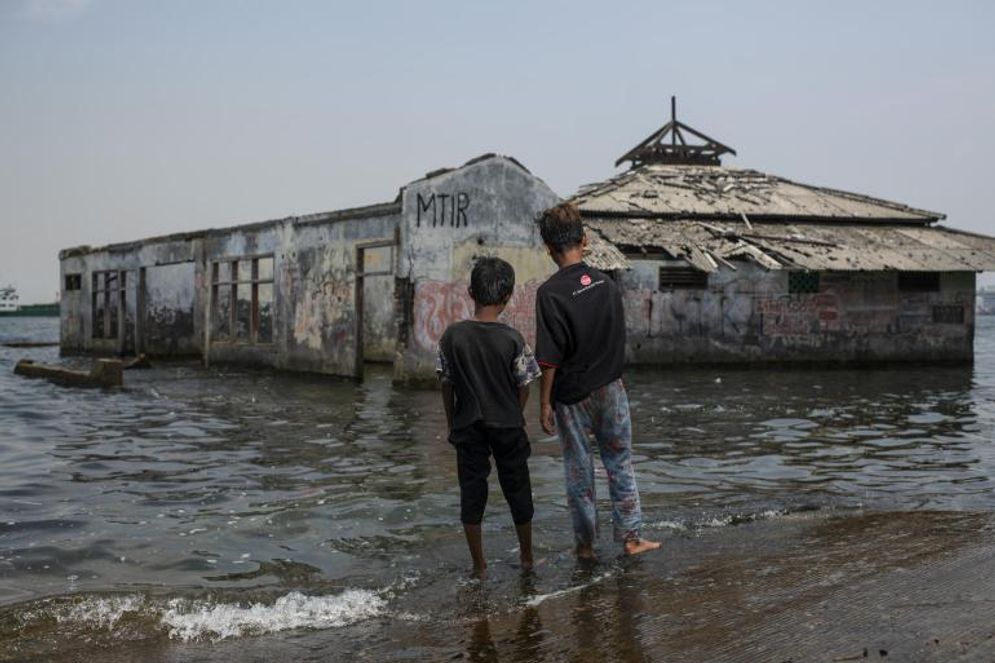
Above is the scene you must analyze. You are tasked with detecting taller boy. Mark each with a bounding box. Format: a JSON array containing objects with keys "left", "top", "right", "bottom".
[{"left": 534, "top": 202, "right": 661, "bottom": 559}]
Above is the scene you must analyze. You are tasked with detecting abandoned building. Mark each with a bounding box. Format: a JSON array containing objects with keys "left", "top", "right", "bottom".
[{"left": 59, "top": 101, "right": 995, "bottom": 380}]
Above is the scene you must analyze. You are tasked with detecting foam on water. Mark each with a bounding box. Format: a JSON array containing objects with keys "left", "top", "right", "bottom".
[
  {"left": 162, "top": 589, "right": 385, "bottom": 641},
  {"left": 648, "top": 508, "right": 789, "bottom": 533},
  {"left": 57, "top": 594, "right": 147, "bottom": 629},
  {"left": 27, "top": 588, "right": 386, "bottom": 643},
  {"left": 524, "top": 571, "right": 614, "bottom": 608}
]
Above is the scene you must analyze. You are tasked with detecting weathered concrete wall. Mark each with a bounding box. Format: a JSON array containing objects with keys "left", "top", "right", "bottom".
[
  {"left": 622, "top": 259, "right": 977, "bottom": 364},
  {"left": 59, "top": 154, "right": 979, "bottom": 378},
  {"left": 59, "top": 261, "right": 86, "bottom": 354},
  {"left": 144, "top": 262, "right": 196, "bottom": 355},
  {"left": 60, "top": 238, "right": 200, "bottom": 357},
  {"left": 395, "top": 156, "right": 561, "bottom": 382},
  {"left": 270, "top": 215, "right": 398, "bottom": 374},
  {"left": 60, "top": 208, "right": 400, "bottom": 376}
]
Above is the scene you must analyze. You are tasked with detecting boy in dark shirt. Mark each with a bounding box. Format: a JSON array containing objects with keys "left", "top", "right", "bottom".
[
  {"left": 534, "top": 202, "right": 661, "bottom": 560},
  {"left": 436, "top": 257, "right": 542, "bottom": 575}
]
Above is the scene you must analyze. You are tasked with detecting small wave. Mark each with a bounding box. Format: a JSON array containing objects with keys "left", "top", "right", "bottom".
[
  {"left": 14, "top": 588, "right": 385, "bottom": 645},
  {"left": 162, "top": 589, "right": 384, "bottom": 641},
  {"left": 56, "top": 593, "right": 148, "bottom": 629}
]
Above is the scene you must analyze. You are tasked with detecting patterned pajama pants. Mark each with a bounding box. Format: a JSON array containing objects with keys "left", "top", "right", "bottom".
[{"left": 554, "top": 378, "right": 642, "bottom": 546}]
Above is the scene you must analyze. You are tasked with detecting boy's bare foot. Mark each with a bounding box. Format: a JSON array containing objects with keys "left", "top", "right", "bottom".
[
  {"left": 575, "top": 544, "right": 598, "bottom": 562},
  {"left": 471, "top": 564, "right": 488, "bottom": 579},
  {"left": 623, "top": 537, "right": 662, "bottom": 556},
  {"left": 520, "top": 556, "right": 534, "bottom": 571}
]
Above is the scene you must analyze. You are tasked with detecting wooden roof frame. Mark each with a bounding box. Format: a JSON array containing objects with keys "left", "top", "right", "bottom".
[{"left": 616, "top": 97, "right": 737, "bottom": 168}]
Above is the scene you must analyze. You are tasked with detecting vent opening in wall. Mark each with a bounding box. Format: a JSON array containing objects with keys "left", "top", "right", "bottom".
[
  {"left": 899, "top": 271, "right": 940, "bottom": 292},
  {"left": 932, "top": 305, "right": 965, "bottom": 324},
  {"left": 788, "top": 271, "right": 820, "bottom": 294},
  {"left": 658, "top": 267, "right": 707, "bottom": 290}
]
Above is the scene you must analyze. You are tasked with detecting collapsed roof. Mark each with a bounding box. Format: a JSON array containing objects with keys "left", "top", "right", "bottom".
[
  {"left": 573, "top": 164, "right": 943, "bottom": 224},
  {"left": 573, "top": 102, "right": 995, "bottom": 272},
  {"left": 583, "top": 217, "right": 995, "bottom": 273}
]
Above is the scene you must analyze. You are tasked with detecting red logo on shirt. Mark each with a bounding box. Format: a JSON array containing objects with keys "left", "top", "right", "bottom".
[{"left": 580, "top": 274, "right": 592, "bottom": 286}]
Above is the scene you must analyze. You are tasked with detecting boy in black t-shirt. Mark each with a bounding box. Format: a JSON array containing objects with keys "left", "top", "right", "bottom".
[
  {"left": 436, "top": 257, "right": 542, "bottom": 575},
  {"left": 534, "top": 202, "right": 661, "bottom": 560}
]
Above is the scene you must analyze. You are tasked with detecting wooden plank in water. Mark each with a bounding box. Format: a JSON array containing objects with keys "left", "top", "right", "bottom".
[{"left": 13, "top": 358, "right": 123, "bottom": 388}]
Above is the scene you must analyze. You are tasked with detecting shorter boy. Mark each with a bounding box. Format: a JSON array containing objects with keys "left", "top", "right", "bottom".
[{"left": 437, "top": 256, "right": 542, "bottom": 575}]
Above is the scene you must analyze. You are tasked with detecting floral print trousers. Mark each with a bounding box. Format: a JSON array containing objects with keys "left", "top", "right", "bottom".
[{"left": 554, "top": 378, "right": 642, "bottom": 546}]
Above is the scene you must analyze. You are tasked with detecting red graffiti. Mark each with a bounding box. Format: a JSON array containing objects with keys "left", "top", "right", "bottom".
[
  {"left": 413, "top": 281, "right": 472, "bottom": 350},
  {"left": 413, "top": 279, "right": 542, "bottom": 350}
]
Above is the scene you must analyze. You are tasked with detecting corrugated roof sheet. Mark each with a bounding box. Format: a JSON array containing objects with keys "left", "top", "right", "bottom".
[
  {"left": 582, "top": 229, "right": 629, "bottom": 272},
  {"left": 572, "top": 164, "right": 944, "bottom": 222},
  {"left": 585, "top": 218, "right": 995, "bottom": 273}
]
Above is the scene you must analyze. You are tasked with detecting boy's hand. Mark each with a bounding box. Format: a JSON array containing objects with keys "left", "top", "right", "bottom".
[{"left": 540, "top": 402, "right": 556, "bottom": 435}]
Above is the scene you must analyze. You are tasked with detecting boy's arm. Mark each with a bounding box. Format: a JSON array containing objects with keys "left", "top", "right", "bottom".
[
  {"left": 441, "top": 382, "right": 455, "bottom": 432},
  {"left": 539, "top": 367, "right": 556, "bottom": 435},
  {"left": 534, "top": 290, "right": 562, "bottom": 435},
  {"left": 435, "top": 345, "right": 455, "bottom": 433},
  {"left": 513, "top": 342, "right": 542, "bottom": 414}
]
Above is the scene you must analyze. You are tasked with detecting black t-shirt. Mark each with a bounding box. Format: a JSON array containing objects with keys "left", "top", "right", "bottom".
[
  {"left": 437, "top": 321, "right": 541, "bottom": 431},
  {"left": 535, "top": 262, "right": 626, "bottom": 405}
]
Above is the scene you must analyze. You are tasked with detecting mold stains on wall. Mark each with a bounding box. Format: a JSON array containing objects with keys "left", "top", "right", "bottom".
[
  {"left": 621, "top": 261, "right": 976, "bottom": 364},
  {"left": 288, "top": 247, "right": 353, "bottom": 354},
  {"left": 143, "top": 262, "right": 197, "bottom": 356}
]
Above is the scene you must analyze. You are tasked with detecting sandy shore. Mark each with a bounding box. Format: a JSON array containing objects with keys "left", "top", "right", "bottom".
[{"left": 49, "top": 508, "right": 993, "bottom": 663}]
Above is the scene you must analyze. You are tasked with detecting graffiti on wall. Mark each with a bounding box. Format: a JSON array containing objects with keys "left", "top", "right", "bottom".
[
  {"left": 412, "top": 279, "right": 541, "bottom": 351},
  {"left": 416, "top": 192, "right": 471, "bottom": 228},
  {"left": 284, "top": 254, "right": 353, "bottom": 353},
  {"left": 757, "top": 293, "right": 840, "bottom": 336}
]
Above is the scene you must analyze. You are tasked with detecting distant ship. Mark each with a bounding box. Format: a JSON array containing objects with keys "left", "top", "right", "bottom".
[
  {"left": 0, "top": 285, "right": 19, "bottom": 313},
  {"left": 0, "top": 285, "right": 58, "bottom": 317}
]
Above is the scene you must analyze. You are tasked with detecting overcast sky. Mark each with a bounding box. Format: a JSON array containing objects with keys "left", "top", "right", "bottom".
[{"left": 1, "top": 0, "right": 993, "bottom": 302}]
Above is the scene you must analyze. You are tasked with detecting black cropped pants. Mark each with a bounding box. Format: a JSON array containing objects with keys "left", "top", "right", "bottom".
[{"left": 451, "top": 423, "right": 534, "bottom": 526}]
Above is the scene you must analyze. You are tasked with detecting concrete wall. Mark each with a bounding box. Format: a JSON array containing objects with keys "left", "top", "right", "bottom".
[
  {"left": 144, "top": 262, "right": 196, "bottom": 355},
  {"left": 622, "top": 259, "right": 977, "bottom": 364},
  {"left": 60, "top": 238, "right": 201, "bottom": 357},
  {"left": 59, "top": 154, "right": 979, "bottom": 379},
  {"left": 394, "top": 156, "right": 561, "bottom": 383},
  {"left": 60, "top": 209, "right": 400, "bottom": 376}
]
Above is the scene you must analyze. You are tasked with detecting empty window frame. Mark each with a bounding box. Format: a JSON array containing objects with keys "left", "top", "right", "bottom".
[
  {"left": 788, "top": 271, "right": 820, "bottom": 294},
  {"left": 64, "top": 274, "right": 82, "bottom": 291},
  {"left": 91, "top": 270, "right": 125, "bottom": 339},
  {"left": 932, "top": 305, "right": 965, "bottom": 324},
  {"left": 898, "top": 271, "right": 940, "bottom": 293},
  {"left": 211, "top": 256, "right": 274, "bottom": 344},
  {"left": 658, "top": 267, "right": 708, "bottom": 290}
]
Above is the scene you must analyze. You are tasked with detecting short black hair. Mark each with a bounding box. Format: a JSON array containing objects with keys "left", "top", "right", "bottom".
[
  {"left": 536, "top": 202, "right": 585, "bottom": 253},
  {"left": 469, "top": 256, "right": 515, "bottom": 306}
]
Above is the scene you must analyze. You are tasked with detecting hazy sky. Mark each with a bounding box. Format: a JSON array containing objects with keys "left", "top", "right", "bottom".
[{"left": 2, "top": 0, "right": 993, "bottom": 302}]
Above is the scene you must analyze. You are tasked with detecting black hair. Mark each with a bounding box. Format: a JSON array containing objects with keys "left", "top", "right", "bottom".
[
  {"left": 536, "top": 202, "right": 585, "bottom": 253},
  {"left": 469, "top": 256, "right": 515, "bottom": 306}
]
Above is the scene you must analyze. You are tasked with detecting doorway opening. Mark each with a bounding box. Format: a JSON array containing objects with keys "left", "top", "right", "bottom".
[{"left": 354, "top": 240, "right": 398, "bottom": 378}]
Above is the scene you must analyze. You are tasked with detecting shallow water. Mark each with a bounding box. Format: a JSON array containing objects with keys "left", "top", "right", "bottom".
[{"left": 1, "top": 317, "right": 994, "bottom": 659}]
